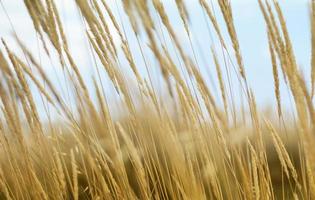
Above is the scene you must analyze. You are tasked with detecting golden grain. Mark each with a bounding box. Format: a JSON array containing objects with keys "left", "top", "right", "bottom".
[{"left": 0, "top": 0, "right": 312, "bottom": 199}]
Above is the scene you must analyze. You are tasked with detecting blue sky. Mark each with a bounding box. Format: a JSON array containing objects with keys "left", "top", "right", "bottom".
[{"left": 0, "top": 0, "right": 311, "bottom": 113}]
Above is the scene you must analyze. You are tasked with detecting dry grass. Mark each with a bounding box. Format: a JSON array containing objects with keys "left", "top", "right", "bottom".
[{"left": 0, "top": 0, "right": 313, "bottom": 199}]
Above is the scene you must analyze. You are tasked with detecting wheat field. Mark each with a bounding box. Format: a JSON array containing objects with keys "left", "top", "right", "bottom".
[{"left": 0, "top": 0, "right": 313, "bottom": 199}]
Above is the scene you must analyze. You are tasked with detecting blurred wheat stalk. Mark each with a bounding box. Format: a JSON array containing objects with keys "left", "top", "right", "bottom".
[{"left": 0, "top": 0, "right": 313, "bottom": 199}]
